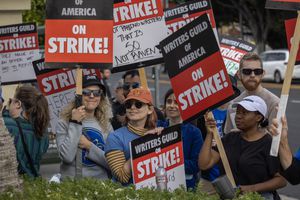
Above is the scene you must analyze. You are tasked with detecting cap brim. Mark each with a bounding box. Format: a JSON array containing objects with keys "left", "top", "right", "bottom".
[
  {"left": 237, "top": 102, "right": 257, "bottom": 112},
  {"left": 125, "top": 96, "right": 151, "bottom": 104}
]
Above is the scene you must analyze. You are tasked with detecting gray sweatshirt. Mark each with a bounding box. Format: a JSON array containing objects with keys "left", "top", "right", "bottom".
[{"left": 56, "top": 118, "right": 113, "bottom": 179}]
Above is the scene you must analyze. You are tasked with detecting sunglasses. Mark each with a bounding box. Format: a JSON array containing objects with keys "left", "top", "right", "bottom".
[
  {"left": 241, "top": 68, "right": 264, "bottom": 76},
  {"left": 124, "top": 100, "right": 145, "bottom": 109},
  {"left": 82, "top": 89, "right": 102, "bottom": 97},
  {"left": 166, "top": 99, "right": 178, "bottom": 105},
  {"left": 122, "top": 82, "right": 140, "bottom": 91}
]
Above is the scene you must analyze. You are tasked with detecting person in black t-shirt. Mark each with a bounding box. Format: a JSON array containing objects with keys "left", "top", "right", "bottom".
[
  {"left": 270, "top": 116, "right": 300, "bottom": 185},
  {"left": 198, "top": 95, "right": 286, "bottom": 199}
]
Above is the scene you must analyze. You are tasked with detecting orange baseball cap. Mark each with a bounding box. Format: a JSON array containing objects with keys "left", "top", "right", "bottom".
[{"left": 125, "top": 88, "right": 153, "bottom": 105}]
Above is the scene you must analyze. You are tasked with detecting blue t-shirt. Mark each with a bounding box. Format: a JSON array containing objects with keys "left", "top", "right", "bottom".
[
  {"left": 82, "top": 127, "right": 105, "bottom": 166},
  {"left": 212, "top": 108, "right": 227, "bottom": 137},
  {"left": 203, "top": 108, "right": 227, "bottom": 181},
  {"left": 157, "top": 120, "right": 203, "bottom": 190},
  {"left": 295, "top": 148, "right": 300, "bottom": 161},
  {"left": 105, "top": 126, "right": 140, "bottom": 184}
]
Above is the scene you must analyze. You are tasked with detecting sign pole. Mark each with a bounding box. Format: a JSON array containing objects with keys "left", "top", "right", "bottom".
[
  {"left": 138, "top": 68, "right": 148, "bottom": 88},
  {"left": 208, "top": 112, "right": 236, "bottom": 187},
  {"left": 75, "top": 67, "right": 83, "bottom": 178},
  {"left": 270, "top": 11, "right": 300, "bottom": 156}
]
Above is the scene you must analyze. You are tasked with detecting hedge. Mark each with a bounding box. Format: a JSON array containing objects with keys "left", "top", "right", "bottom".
[{"left": 0, "top": 178, "right": 264, "bottom": 200}]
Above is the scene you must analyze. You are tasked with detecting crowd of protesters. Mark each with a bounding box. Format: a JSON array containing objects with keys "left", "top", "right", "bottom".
[{"left": 1, "top": 52, "right": 300, "bottom": 200}]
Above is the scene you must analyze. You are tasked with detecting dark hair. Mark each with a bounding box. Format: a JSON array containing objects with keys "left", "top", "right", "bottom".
[
  {"left": 122, "top": 70, "right": 139, "bottom": 80},
  {"left": 240, "top": 52, "right": 263, "bottom": 70},
  {"left": 255, "top": 111, "right": 269, "bottom": 128},
  {"left": 164, "top": 88, "right": 174, "bottom": 106},
  {"left": 15, "top": 86, "right": 50, "bottom": 138}
]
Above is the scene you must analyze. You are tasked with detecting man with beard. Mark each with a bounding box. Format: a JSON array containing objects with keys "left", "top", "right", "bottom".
[{"left": 224, "top": 53, "right": 279, "bottom": 133}]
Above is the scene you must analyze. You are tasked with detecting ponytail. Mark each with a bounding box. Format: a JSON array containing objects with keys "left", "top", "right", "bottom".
[
  {"left": 30, "top": 94, "right": 50, "bottom": 137},
  {"left": 15, "top": 86, "right": 50, "bottom": 138}
]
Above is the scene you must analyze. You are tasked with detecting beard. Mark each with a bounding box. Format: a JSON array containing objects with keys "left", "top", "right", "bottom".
[{"left": 241, "top": 78, "right": 262, "bottom": 91}]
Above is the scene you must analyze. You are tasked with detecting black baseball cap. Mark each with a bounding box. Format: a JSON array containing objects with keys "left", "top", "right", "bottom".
[{"left": 82, "top": 75, "right": 106, "bottom": 95}]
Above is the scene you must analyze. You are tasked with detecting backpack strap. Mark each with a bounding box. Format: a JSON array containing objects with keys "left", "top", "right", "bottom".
[{"left": 15, "top": 119, "right": 39, "bottom": 177}]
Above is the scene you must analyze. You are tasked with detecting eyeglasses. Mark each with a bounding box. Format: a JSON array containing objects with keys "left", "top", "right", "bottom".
[
  {"left": 166, "top": 99, "right": 178, "bottom": 105},
  {"left": 124, "top": 100, "right": 145, "bottom": 109},
  {"left": 82, "top": 89, "right": 102, "bottom": 97},
  {"left": 241, "top": 68, "right": 264, "bottom": 76},
  {"left": 122, "top": 82, "right": 140, "bottom": 91}
]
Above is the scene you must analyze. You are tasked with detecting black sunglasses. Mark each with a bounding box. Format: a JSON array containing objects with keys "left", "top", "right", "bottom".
[
  {"left": 82, "top": 89, "right": 102, "bottom": 97},
  {"left": 122, "top": 82, "right": 140, "bottom": 90},
  {"left": 124, "top": 100, "right": 145, "bottom": 109},
  {"left": 241, "top": 68, "right": 264, "bottom": 76}
]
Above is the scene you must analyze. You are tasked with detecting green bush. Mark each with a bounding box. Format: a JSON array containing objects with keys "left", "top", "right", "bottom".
[{"left": 0, "top": 178, "right": 263, "bottom": 200}]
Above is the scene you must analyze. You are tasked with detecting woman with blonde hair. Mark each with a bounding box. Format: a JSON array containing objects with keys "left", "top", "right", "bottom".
[{"left": 56, "top": 75, "right": 113, "bottom": 179}]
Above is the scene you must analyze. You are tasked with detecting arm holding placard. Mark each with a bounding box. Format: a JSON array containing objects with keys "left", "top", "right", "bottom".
[
  {"left": 270, "top": 117, "right": 300, "bottom": 185},
  {"left": 198, "top": 115, "right": 220, "bottom": 170}
]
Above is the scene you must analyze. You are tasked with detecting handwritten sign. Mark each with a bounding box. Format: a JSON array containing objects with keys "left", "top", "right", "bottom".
[
  {"left": 0, "top": 23, "right": 40, "bottom": 84},
  {"left": 112, "top": 0, "right": 168, "bottom": 72}
]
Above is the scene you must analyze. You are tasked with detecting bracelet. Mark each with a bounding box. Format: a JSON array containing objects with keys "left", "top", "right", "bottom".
[
  {"left": 69, "top": 119, "right": 82, "bottom": 125},
  {"left": 282, "top": 127, "right": 288, "bottom": 131}
]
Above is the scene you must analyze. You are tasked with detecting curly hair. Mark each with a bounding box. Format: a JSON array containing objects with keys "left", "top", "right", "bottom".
[{"left": 60, "top": 95, "right": 112, "bottom": 136}]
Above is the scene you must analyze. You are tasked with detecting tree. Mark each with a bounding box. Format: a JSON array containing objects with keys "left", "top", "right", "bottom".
[
  {"left": 23, "top": 0, "right": 46, "bottom": 26},
  {"left": 214, "top": 0, "right": 271, "bottom": 53}
]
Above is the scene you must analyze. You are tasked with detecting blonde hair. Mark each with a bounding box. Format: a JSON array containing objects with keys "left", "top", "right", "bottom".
[{"left": 60, "top": 96, "right": 112, "bottom": 136}]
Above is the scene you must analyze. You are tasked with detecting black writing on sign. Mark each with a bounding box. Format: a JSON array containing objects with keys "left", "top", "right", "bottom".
[
  {"left": 46, "top": 0, "right": 112, "bottom": 20},
  {"left": 131, "top": 125, "right": 181, "bottom": 159},
  {"left": 160, "top": 14, "right": 219, "bottom": 79},
  {"left": 164, "top": 0, "right": 211, "bottom": 21}
]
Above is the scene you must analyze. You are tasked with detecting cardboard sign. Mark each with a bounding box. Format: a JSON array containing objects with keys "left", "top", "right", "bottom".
[
  {"left": 112, "top": 0, "right": 168, "bottom": 72},
  {"left": 220, "top": 36, "right": 255, "bottom": 76},
  {"left": 285, "top": 18, "right": 300, "bottom": 64},
  {"left": 160, "top": 14, "right": 234, "bottom": 122},
  {"left": 45, "top": 0, "right": 113, "bottom": 68},
  {"left": 266, "top": 0, "right": 300, "bottom": 10},
  {"left": 130, "top": 125, "right": 186, "bottom": 191},
  {"left": 164, "top": 0, "right": 217, "bottom": 38},
  {"left": 0, "top": 23, "right": 40, "bottom": 84},
  {"left": 33, "top": 58, "right": 101, "bottom": 131}
]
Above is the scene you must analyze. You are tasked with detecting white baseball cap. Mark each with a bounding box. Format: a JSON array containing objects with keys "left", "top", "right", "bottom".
[{"left": 237, "top": 95, "right": 267, "bottom": 117}]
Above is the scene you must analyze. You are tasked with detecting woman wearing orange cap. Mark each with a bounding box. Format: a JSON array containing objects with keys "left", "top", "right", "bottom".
[{"left": 105, "top": 87, "right": 162, "bottom": 185}]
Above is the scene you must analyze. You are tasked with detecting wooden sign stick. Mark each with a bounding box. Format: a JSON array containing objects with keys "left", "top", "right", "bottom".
[
  {"left": 270, "top": 11, "right": 300, "bottom": 156},
  {"left": 75, "top": 67, "right": 83, "bottom": 178},
  {"left": 208, "top": 112, "right": 236, "bottom": 187},
  {"left": 138, "top": 68, "right": 148, "bottom": 88}
]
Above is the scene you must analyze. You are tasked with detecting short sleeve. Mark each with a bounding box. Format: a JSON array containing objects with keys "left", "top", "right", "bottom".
[{"left": 105, "top": 133, "right": 124, "bottom": 154}]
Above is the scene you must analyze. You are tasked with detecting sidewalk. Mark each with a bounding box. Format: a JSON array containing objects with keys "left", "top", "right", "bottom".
[{"left": 280, "top": 195, "right": 299, "bottom": 200}]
